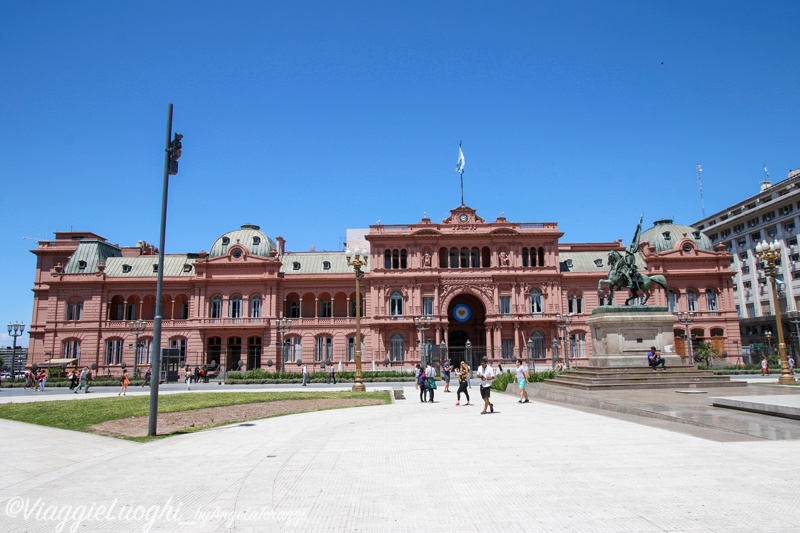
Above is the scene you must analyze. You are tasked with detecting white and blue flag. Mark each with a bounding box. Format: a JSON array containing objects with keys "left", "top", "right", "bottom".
[{"left": 455, "top": 146, "right": 465, "bottom": 173}]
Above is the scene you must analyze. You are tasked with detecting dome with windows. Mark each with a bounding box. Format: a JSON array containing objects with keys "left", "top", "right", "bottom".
[
  {"left": 640, "top": 219, "right": 714, "bottom": 253},
  {"left": 209, "top": 224, "right": 276, "bottom": 258}
]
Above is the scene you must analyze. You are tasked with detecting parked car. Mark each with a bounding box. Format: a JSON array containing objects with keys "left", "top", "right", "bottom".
[{"left": 0, "top": 371, "right": 11, "bottom": 380}]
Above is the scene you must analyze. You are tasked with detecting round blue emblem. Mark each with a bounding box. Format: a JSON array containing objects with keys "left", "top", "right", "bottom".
[{"left": 453, "top": 304, "right": 471, "bottom": 322}]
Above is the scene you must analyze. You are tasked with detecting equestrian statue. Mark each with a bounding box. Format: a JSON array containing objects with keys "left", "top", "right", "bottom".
[{"left": 598, "top": 214, "right": 668, "bottom": 306}]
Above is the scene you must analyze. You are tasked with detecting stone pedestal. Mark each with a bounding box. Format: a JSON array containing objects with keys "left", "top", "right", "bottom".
[{"left": 588, "top": 306, "right": 680, "bottom": 367}]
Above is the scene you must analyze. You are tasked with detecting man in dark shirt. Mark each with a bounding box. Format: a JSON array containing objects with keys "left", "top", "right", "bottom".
[{"left": 648, "top": 346, "right": 666, "bottom": 371}]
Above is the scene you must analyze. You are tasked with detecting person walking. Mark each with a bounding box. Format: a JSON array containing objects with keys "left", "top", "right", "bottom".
[
  {"left": 184, "top": 366, "right": 192, "bottom": 390},
  {"left": 790, "top": 356, "right": 796, "bottom": 375},
  {"left": 142, "top": 367, "right": 151, "bottom": 387},
  {"left": 761, "top": 356, "right": 770, "bottom": 376},
  {"left": 118, "top": 369, "right": 130, "bottom": 396},
  {"left": 442, "top": 360, "right": 452, "bottom": 392},
  {"left": 328, "top": 363, "right": 336, "bottom": 384},
  {"left": 25, "top": 369, "right": 35, "bottom": 391},
  {"left": 425, "top": 362, "right": 436, "bottom": 403},
  {"left": 476, "top": 358, "right": 495, "bottom": 414},
  {"left": 414, "top": 364, "right": 421, "bottom": 390},
  {"left": 74, "top": 367, "right": 89, "bottom": 394},
  {"left": 193, "top": 366, "right": 200, "bottom": 383},
  {"left": 515, "top": 359, "right": 530, "bottom": 403},
  {"left": 455, "top": 361, "right": 471, "bottom": 406},
  {"left": 302, "top": 364, "right": 309, "bottom": 386},
  {"left": 69, "top": 369, "right": 78, "bottom": 390},
  {"left": 417, "top": 368, "right": 428, "bottom": 402}
]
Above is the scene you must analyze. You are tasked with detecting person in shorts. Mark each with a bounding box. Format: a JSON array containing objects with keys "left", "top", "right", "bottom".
[
  {"left": 476, "top": 358, "right": 495, "bottom": 414},
  {"left": 442, "top": 360, "right": 451, "bottom": 392},
  {"left": 515, "top": 359, "right": 529, "bottom": 403}
]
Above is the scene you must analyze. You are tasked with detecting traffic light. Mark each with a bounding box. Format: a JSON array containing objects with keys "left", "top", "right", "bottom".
[{"left": 168, "top": 133, "right": 183, "bottom": 175}]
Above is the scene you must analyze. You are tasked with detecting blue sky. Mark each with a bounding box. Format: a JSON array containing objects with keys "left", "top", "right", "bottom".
[{"left": 2, "top": 1, "right": 799, "bottom": 346}]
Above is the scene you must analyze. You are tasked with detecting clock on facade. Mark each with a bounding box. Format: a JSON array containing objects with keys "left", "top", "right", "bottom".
[{"left": 459, "top": 214, "right": 468, "bottom": 223}]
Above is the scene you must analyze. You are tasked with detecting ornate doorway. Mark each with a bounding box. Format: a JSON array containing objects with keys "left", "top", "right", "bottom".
[{"left": 446, "top": 293, "right": 486, "bottom": 368}]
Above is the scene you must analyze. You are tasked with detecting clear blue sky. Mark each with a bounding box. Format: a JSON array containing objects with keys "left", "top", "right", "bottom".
[{"left": 2, "top": 1, "right": 799, "bottom": 347}]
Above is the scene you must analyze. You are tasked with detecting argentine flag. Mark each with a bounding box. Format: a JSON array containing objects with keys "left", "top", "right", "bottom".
[{"left": 455, "top": 146, "right": 465, "bottom": 173}]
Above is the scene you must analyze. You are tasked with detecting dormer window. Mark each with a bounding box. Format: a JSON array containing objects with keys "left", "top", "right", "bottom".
[
  {"left": 662, "top": 231, "right": 671, "bottom": 240},
  {"left": 594, "top": 259, "right": 603, "bottom": 268},
  {"left": 122, "top": 264, "right": 132, "bottom": 273},
  {"left": 323, "top": 261, "right": 331, "bottom": 270},
  {"left": 693, "top": 231, "right": 701, "bottom": 239},
  {"left": 222, "top": 237, "right": 230, "bottom": 245},
  {"left": 78, "top": 261, "right": 87, "bottom": 270},
  {"left": 183, "top": 264, "right": 192, "bottom": 272},
  {"left": 565, "top": 259, "right": 573, "bottom": 268},
  {"left": 293, "top": 262, "right": 301, "bottom": 270},
  {"left": 152, "top": 264, "right": 158, "bottom": 272},
  {"left": 253, "top": 236, "right": 261, "bottom": 245}
]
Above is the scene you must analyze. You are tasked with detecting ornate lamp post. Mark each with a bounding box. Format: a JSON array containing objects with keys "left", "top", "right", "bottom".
[
  {"left": 129, "top": 319, "right": 146, "bottom": 378},
  {"left": 276, "top": 318, "right": 293, "bottom": 370},
  {"left": 555, "top": 313, "right": 573, "bottom": 369},
  {"left": 765, "top": 330, "right": 773, "bottom": 361},
  {"left": 756, "top": 240, "right": 796, "bottom": 384},
  {"left": 7, "top": 322, "right": 25, "bottom": 380},
  {"left": 787, "top": 311, "right": 800, "bottom": 361},
  {"left": 345, "top": 247, "right": 368, "bottom": 392},
  {"left": 551, "top": 338, "right": 559, "bottom": 369},
  {"left": 527, "top": 338, "right": 536, "bottom": 373},
  {"left": 674, "top": 311, "right": 695, "bottom": 364},
  {"left": 414, "top": 316, "right": 432, "bottom": 367}
]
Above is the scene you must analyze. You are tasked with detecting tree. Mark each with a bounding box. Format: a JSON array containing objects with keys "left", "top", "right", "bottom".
[{"left": 694, "top": 342, "right": 719, "bottom": 366}]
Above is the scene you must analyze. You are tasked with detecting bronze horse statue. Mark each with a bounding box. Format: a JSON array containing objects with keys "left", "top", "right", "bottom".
[{"left": 598, "top": 250, "right": 668, "bottom": 305}]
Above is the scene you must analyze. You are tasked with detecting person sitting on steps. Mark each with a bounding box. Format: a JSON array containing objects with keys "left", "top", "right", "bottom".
[{"left": 647, "top": 346, "right": 666, "bottom": 371}]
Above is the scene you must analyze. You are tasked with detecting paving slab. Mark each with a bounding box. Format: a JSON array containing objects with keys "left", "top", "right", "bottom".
[
  {"left": 1, "top": 385, "right": 799, "bottom": 532},
  {"left": 709, "top": 394, "right": 800, "bottom": 419}
]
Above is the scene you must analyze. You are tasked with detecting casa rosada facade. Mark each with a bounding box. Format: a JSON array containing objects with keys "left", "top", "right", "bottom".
[{"left": 27, "top": 205, "right": 741, "bottom": 375}]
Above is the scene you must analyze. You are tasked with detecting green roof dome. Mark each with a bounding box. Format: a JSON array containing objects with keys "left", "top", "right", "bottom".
[
  {"left": 640, "top": 218, "right": 713, "bottom": 253},
  {"left": 209, "top": 224, "right": 276, "bottom": 258}
]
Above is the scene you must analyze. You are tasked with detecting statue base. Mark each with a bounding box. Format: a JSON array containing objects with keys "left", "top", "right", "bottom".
[{"left": 588, "top": 306, "right": 680, "bottom": 367}]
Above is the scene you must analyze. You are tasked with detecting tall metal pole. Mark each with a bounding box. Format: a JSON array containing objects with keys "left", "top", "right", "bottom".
[
  {"left": 346, "top": 247, "right": 367, "bottom": 392},
  {"left": 756, "top": 239, "right": 796, "bottom": 384},
  {"left": 148, "top": 104, "right": 174, "bottom": 437}
]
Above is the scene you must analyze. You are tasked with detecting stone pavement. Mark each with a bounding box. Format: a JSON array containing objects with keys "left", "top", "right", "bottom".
[{"left": 1, "top": 384, "right": 800, "bottom": 532}]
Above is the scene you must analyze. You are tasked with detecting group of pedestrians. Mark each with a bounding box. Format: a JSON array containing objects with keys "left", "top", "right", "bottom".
[
  {"left": 70, "top": 367, "right": 92, "bottom": 393},
  {"left": 24, "top": 368, "right": 48, "bottom": 392},
  {"left": 416, "top": 362, "right": 437, "bottom": 402}
]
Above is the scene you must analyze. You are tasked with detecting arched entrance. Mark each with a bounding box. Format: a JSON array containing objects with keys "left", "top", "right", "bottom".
[{"left": 446, "top": 293, "right": 486, "bottom": 368}]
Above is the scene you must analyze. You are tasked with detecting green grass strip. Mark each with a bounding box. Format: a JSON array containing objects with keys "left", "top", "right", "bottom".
[{"left": 0, "top": 391, "right": 390, "bottom": 435}]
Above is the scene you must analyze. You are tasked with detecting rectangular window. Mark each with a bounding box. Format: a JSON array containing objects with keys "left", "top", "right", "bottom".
[
  {"left": 347, "top": 337, "right": 364, "bottom": 362},
  {"left": 289, "top": 302, "right": 301, "bottom": 318},
  {"left": 500, "top": 296, "right": 511, "bottom": 315},
  {"left": 501, "top": 339, "right": 514, "bottom": 359},
  {"left": 316, "top": 337, "right": 332, "bottom": 362},
  {"left": 125, "top": 304, "right": 135, "bottom": 321},
  {"left": 569, "top": 333, "right": 586, "bottom": 359},
  {"left": 250, "top": 298, "right": 262, "bottom": 318},
  {"left": 746, "top": 303, "right": 756, "bottom": 318},
  {"left": 229, "top": 299, "right": 242, "bottom": 319},
  {"left": 105, "top": 340, "right": 123, "bottom": 365},
  {"left": 422, "top": 297, "right": 434, "bottom": 315},
  {"left": 320, "top": 301, "right": 332, "bottom": 318},
  {"left": 64, "top": 340, "right": 81, "bottom": 362},
  {"left": 761, "top": 300, "right": 772, "bottom": 316},
  {"left": 568, "top": 296, "right": 583, "bottom": 314}
]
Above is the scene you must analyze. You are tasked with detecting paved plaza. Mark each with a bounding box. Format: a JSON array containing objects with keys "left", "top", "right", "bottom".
[{"left": 1, "top": 381, "right": 800, "bottom": 532}]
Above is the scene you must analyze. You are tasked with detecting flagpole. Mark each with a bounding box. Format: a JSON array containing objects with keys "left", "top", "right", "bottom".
[{"left": 459, "top": 141, "right": 464, "bottom": 205}]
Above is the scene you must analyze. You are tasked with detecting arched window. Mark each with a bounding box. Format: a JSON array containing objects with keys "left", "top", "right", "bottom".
[
  {"left": 390, "top": 291, "right": 404, "bottom": 316},
  {"left": 439, "top": 247, "right": 448, "bottom": 268},
  {"left": 392, "top": 250, "right": 400, "bottom": 269},
  {"left": 229, "top": 295, "right": 242, "bottom": 319},
  {"left": 529, "top": 289, "right": 543, "bottom": 314},
  {"left": 390, "top": 333, "right": 405, "bottom": 361},
  {"left": 449, "top": 248, "right": 458, "bottom": 268},
  {"left": 63, "top": 340, "right": 81, "bottom": 361},
  {"left": 568, "top": 294, "right": 583, "bottom": 314},
  {"left": 668, "top": 290, "right": 680, "bottom": 312},
  {"left": 400, "top": 250, "right": 407, "bottom": 269},
  {"left": 250, "top": 295, "right": 262, "bottom": 318},
  {"left": 471, "top": 247, "right": 480, "bottom": 268},
  {"left": 384, "top": 250, "right": 391, "bottom": 269},
  {"left": 460, "top": 248, "right": 469, "bottom": 268},
  {"left": 538, "top": 247, "right": 545, "bottom": 267},
  {"left": 687, "top": 289, "right": 698, "bottom": 312},
  {"left": 210, "top": 295, "right": 222, "bottom": 319},
  {"left": 530, "top": 330, "right": 545, "bottom": 359},
  {"left": 105, "top": 339, "right": 123, "bottom": 365},
  {"left": 522, "top": 248, "right": 529, "bottom": 267},
  {"left": 705, "top": 289, "right": 718, "bottom": 312},
  {"left": 481, "top": 247, "right": 491, "bottom": 268}
]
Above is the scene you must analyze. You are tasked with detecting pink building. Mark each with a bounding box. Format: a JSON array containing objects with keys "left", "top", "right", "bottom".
[{"left": 27, "top": 206, "right": 741, "bottom": 375}]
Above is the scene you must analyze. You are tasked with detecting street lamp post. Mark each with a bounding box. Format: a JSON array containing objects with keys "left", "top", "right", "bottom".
[
  {"left": 787, "top": 311, "right": 800, "bottom": 361},
  {"left": 551, "top": 338, "right": 559, "bottom": 370},
  {"left": 276, "top": 318, "right": 293, "bottom": 370},
  {"left": 345, "top": 247, "right": 368, "bottom": 392},
  {"left": 555, "top": 313, "right": 573, "bottom": 369},
  {"left": 414, "top": 316, "right": 432, "bottom": 367},
  {"left": 527, "top": 338, "right": 536, "bottom": 374},
  {"left": 765, "top": 330, "right": 773, "bottom": 362},
  {"left": 674, "top": 311, "right": 695, "bottom": 364},
  {"left": 756, "top": 239, "right": 797, "bottom": 384},
  {"left": 129, "top": 319, "right": 146, "bottom": 378},
  {"left": 7, "top": 322, "right": 25, "bottom": 380}
]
